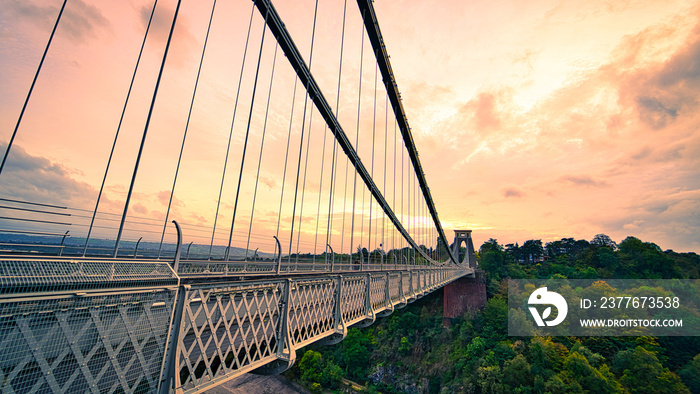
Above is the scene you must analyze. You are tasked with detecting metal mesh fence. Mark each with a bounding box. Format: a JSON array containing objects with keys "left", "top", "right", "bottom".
[
  {"left": 0, "top": 258, "right": 178, "bottom": 294},
  {"left": 0, "top": 289, "right": 176, "bottom": 393}
]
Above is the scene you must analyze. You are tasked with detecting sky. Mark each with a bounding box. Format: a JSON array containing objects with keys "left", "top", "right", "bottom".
[{"left": 0, "top": 0, "right": 698, "bottom": 255}]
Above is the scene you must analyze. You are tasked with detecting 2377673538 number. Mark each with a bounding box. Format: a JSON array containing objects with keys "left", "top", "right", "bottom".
[{"left": 599, "top": 296, "right": 679, "bottom": 309}]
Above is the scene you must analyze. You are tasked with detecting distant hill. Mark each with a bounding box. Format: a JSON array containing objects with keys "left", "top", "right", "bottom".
[{"left": 0, "top": 233, "right": 277, "bottom": 260}]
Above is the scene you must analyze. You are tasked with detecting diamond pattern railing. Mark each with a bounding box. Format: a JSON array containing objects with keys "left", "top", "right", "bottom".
[
  {"left": 389, "top": 273, "right": 402, "bottom": 303},
  {"left": 173, "top": 281, "right": 285, "bottom": 393},
  {"left": 341, "top": 275, "right": 367, "bottom": 326},
  {"left": 402, "top": 272, "right": 411, "bottom": 299},
  {"left": 288, "top": 279, "right": 336, "bottom": 348},
  {"left": 0, "top": 258, "right": 179, "bottom": 394},
  {"left": 0, "top": 255, "right": 469, "bottom": 394},
  {"left": 370, "top": 274, "right": 386, "bottom": 311}
]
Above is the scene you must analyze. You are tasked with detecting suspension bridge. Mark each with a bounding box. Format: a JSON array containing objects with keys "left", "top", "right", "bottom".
[{"left": 0, "top": 0, "right": 476, "bottom": 392}]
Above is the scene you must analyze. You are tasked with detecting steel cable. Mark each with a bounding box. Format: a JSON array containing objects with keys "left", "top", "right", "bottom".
[
  {"left": 208, "top": 4, "right": 255, "bottom": 260},
  {"left": 158, "top": 0, "right": 218, "bottom": 258}
]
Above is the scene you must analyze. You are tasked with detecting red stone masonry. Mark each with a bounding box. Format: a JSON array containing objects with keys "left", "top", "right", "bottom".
[{"left": 443, "top": 270, "right": 487, "bottom": 327}]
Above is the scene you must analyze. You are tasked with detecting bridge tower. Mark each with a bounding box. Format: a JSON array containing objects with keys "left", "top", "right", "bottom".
[
  {"left": 443, "top": 230, "right": 486, "bottom": 326},
  {"left": 452, "top": 230, "right": 477, "bottom": 268}
]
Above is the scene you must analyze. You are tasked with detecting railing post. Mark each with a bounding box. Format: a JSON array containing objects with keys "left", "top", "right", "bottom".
[
  {"left": 360, "top": 246, "right": 365, "bottom": 272},
  {"left": 186, "top": 241, "right": 193, "bottom": 259},
  {"left": 172, "top": 221, "right": 182, "bottom": 273},
  {"left": 274, "top": 278, "right": 297, "bottom": 370},
  {"left": 377, "top": 271, "right": 395, "bottom": 318},
  {"left": 384, "top": 271, "right": 391, "bottom": 309},
  {"left": 320, "top": 275, "right": 347, "bottom": 345},
  {"left": 58, "top": 230, "right": 69, "bottom": 256},
  {"left": 279, "top": 279, "right": 292, "bottom": 356},
  {"left": 356, "top": 273, "right": 376, "bottom": 327},
  {"left": 327, "top": 244, "right": 335, "bottom": 273},
  {"left": 133, "top": 237, "right": 143, "bottom": 259},
  {"left": 365, "top": 273, "right": 372, "bottom": 316},
  {"left": 157, "top": 220, "right": 185, "bottom": 393},
  {"left": 158, "top": 283, "right": 188, "bottom": 394},
  {"left": 274, "top": 236, "right": 282, "bottom": 275}
]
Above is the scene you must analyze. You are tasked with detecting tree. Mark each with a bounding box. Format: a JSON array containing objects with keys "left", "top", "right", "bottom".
[
  {"left": 558, "top": 352, "right": 620, "bottom": 393},
  {"left": 370, "top": 247, "right": 384, "bottom": 264},
  {"left": 618, "top": 236, "right": 683, "bottom": 278},
  {"left": 591, "top": 234, "right": 617, "bottom": 250},
  {"left": 356, "top": 245, "right": 369, "bottom": 263},
  {"left": 480, "top": 297, "right": 508, "bottom": 344},
  {"left": 679, "top": 354, "right": 700, "bottom": 393},
  {"left": 521, "top": 239, "right": 544, "bottom": 263},
  {"left": 297, "top": 349, "right": 342, "bottom": 390},
  {"left": 342, "top": 329, "right": 372, "bottom": 379},
  {"left": 502, "top": 354, "right": 533, "bottom": 388},
  {"left": 475, "top": 365, "right": 505, "bottom": 394},
  {"left": 299, "top": 350, "right": 323, "bottom": 386},
  {"left": 613, "top": 346, "right": 690, "bottom": 393},
  {"left": 480, "top": 238, "right": 503, "bottom": 254}
]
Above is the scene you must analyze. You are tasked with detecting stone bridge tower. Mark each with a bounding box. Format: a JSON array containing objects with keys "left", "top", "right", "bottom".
[{"left": 452, "top": 229, "right": 477, "bottom": 269}]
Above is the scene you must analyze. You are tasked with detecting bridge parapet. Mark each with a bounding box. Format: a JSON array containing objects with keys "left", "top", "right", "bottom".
[
  {"left": 0, "top": 256, "right": 468, "bottom": 393},
  {"left": 0, "top": 258, "right": 179, "bottom": 393}
]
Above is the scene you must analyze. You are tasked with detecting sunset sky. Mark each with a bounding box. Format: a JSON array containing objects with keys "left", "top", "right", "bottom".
[{"left": 0, "top": 0, "right": 698, "bottom": 255}]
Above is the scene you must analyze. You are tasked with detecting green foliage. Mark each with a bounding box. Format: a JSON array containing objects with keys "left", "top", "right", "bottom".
[
  {"left": 480, "top": 296, "right": 508, "bottom": 343},
  {"left": 502, "top": 354, "right": 533, "bottom": 388},
  {"left": 613, "top": 346, "right": 689, "bottom": 393},
  {"left": 298, "top": 349, "right": 342, "bottom": 389},
  {"left": 475, "top": 364, "right": 505, "bottom": 393},
  {"left": 679, "top": 353, "right": 700, "bottom": 393},
  {"left": 398, "top": 336, "right": 411, "bottom": 356},
  {"left": 342, "top": 329, "right": 372, "bottom": 379},
  {"left": 558, "top": 352, "right": 620, "bottom": 393},
  {"left": 617, "top": 236, "right": 685, "bottom": 278}
]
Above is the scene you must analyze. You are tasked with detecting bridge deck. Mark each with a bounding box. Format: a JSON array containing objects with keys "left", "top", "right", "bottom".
[{"left": 0, "top": 256, "right": 471, "bottom": 393}]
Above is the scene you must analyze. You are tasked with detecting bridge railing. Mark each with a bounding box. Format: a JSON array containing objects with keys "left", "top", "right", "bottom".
[
  {"left": 0, "top": 255, "right": 470, "bottom": 393},
  {"left": 0, "top": 258, "right": 179, "bottom": 393}
]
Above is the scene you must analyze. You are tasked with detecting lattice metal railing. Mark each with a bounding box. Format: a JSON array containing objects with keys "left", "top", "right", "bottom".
[
  {"left": 0, "top": 258, "right": 179, "bottom": 394},
  {"left": 370, "top": 275, "right": 386, "bottom": 311},
  {"left": 402, "top": 272, "right": 411, "bottom": 300},
  {"left": 341, "top": 276, "right": 367, "bottom": 326},
  {"left": 0, "top": 254, "right": 469, "bottom": 394},
  {"left": 288, "top": 279, "right": 336, "bottom": 347},
  {"left": 389, "top": 273, "right": 402, "bottom": 303},
  {"left": 175, "top": 259, "right": 458, "bottom": 279},
  {"left": 172, "top": 281, "right": 285, "bottom": 393}
]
